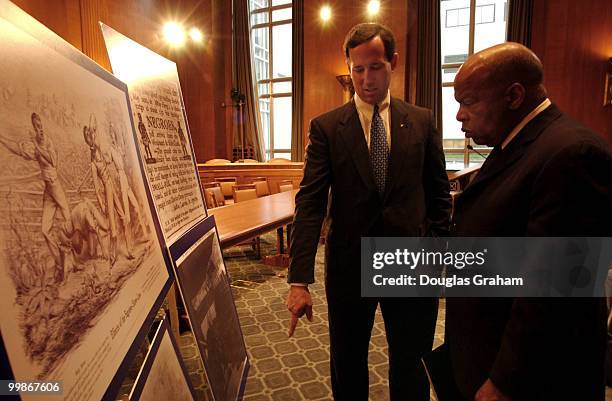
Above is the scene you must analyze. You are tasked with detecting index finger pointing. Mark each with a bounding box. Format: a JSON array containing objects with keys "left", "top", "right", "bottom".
[{"left": 288, "top": 314, "right": 299, "bottom": 337}]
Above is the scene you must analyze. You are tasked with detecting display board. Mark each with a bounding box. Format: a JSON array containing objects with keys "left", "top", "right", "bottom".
[
  {"left": 0, "top": 1, "right": 172, "bottom": 400},
  {"left": 101, "top": 23, "right": 207, "bottom": 246},
  {"left": 129, "top": 319, "right": 197, "bottom": 401},
  {"left": 170, "top": 217, "right": 249, "bottom": 401}
]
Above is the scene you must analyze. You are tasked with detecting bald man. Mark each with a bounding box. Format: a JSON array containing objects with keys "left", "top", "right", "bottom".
[{"left": 447, "top": 43, "right": 612, "bottom": 401}]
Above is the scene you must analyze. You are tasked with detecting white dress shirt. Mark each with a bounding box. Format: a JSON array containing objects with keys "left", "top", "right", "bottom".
[
  {"left": 501, "top": 98, "right": 551, "bottom": 150},
  {"left": 354, "top": 90, "right": 392, "bottom": 149}
]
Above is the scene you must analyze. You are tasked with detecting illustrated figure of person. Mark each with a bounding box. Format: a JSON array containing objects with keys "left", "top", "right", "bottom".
[
  {"left": 177, "top": 120, "right": 188, "bottom": 158},
  {"left": 108, "top": 122, "right": 146, "bottom": 238},
  {"left": 83, "top": 118, "right": 133, "bottom": 265},
  {"left": 137, "top": 112, "right": 154, "bottom": 161},
  {"left": 58, "top": 198, "right": 109, "bottom": 262},
  {"left": 0, "top": 112, "right": 73, "bottom": 282},
  {"left": 286, "top": 23, "right": 451, "bottom": 401},
  {"left": 447, "top": 43, "right": 612, "bottom": 401}
]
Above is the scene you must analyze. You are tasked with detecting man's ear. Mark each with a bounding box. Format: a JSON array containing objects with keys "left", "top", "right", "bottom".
[
  {"left": 346, "top": 58, "right": 352, "bottom": 74},
  {"left": 505, "top": 83, "right": 525, "bottom": 110},
  {"left": 390, "top": 52, "right": 399, "bottom": 71}
]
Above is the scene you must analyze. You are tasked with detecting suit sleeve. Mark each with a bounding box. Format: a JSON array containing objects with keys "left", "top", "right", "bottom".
[
  {"left": 288, "top": 118, "right": 332, "bottom": 284},
  {"left": 489, "top": 141, "right": 612, "bottom": 399},
  {"left": 423, "top": 111, "right": 451, "bottom": 237}
]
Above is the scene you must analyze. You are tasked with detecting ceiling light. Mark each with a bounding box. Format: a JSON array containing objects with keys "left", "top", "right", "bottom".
[
  {"left": 320, "top": 5, "right": 332, "bottom": 22},
  {"left": 189, "top": 27, "right": 203, "bottom": 43},
  {"left": 163, "top": 22, "right": 185, "bottom": 46},
  {"left": 367, "top": 0, "right": 380, "bottom": 16}
]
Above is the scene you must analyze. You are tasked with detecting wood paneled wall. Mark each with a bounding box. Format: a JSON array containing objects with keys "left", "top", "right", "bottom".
[
  {"left": 531, "top": 0, "right": 612, "bottom": 143},
  {"left": 302, "top": 0, "right": 411, "bottom": 142},
  {"left": 11, "top": 0, "right": 234, "bottom": 161},
  {"left": 15, "top": 0, "right": 609, "bottom": 156}
]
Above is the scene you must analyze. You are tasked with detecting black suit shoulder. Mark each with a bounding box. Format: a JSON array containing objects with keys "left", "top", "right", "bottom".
[
  {"left": 310, "top": 100, "right": 356, "bottom": 129},
  {"left": 391, "top": 98, "right": 431, "bottom": 119},
  {"left": 530, "top": 108, "right": 610, "bottom": 158},
  {"left": 310, "top": 97, "right": 434, "bottom": 129}
]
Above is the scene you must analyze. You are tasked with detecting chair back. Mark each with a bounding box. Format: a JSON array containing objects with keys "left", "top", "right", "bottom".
[
  {"left": 251, "top": 177, "right": 270, "bottom": 197},
  {"left": 232, "top": 184, "right": 258, "bottom": 203},
  {"left": 278, "top": 180, "right": 294, "bottom": 193},
  {"left": 204, "top": 189, "right": 216, "bottom": 209},
  {"left": 204, "top": 158, "right": 232, "bottom": 165},
  {"left": 202, "top": 182, "right": 225, "bottom": 208},
  {"left": 267, "top": 157, "right": 291, "bottom": 164},
  {"left": 216, "top": 177, "right": 237, "bottom": 198}
]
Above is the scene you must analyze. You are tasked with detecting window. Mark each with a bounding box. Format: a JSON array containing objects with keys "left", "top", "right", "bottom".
[
  {"left": 249, "top": 0, "right": 292, "bottom": 160},
  {"left": 445, "top": 4, "right": 495, "bottom": 28},
  {"left": 440, "top": 0, "right": 507, "bottom": 169}
]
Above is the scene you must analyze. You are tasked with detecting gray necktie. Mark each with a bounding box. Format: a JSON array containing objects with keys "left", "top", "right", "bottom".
[{"left": 370, "top": 104, "right": 389, "bottom": 193}]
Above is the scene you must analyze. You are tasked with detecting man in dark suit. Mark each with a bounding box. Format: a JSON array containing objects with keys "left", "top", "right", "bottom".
[
  {"left": 285, "top": 23, "right": 451, "bottom": 401},
  {"left": 447, "top": 42, "right": 612, "bottom": 401}
]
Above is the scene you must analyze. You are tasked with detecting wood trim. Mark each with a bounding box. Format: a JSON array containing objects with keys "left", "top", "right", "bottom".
[{"left": 79, "top": 0, "right": 111, "bottom": 71}]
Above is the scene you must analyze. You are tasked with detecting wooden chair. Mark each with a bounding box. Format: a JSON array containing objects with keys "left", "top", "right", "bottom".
[
  {"left": 202, "top": 182, "right": 224, "bottom": 208},
  {"left": 231, "top": 183, "right": 260, "bottom": 256},
  {"left": 237, "top": 158, "right": 259, "bottom": 163},
  {"left": 278, "top": 180, "right": 295, "bottom": 192},
  {"left": 267, "top": 157, "right": 291, "bottom": 164},
  {"left": 216, "top": 177, "right": 237, "bottom": 199},
  {"left": 203, "top": 188, "right": 216, "bottom": 209},
  {"left": 232, "top": 183, "right": 258, "bottom": 203},
  {"left": 204, "top": 158, "right": 232, "bottom": 165},
  {"left": 251, "top": 177, "right": 270, "bottom": 197}
]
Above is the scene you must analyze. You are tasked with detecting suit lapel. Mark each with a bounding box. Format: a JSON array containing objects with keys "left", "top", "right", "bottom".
[
  {"left": 464, "top": 104, "right": 563, "bottom": 193},
  {"left": 384, "top": 98, "right": 414, "bottom": 202},
  {"left": 337, "top": 100, "right": 377, "bottom": 191}
]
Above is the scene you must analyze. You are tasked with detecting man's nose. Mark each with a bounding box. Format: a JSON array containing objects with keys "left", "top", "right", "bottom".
[{"left": 456, "top": 107, "right": 466, "bottom": 122}]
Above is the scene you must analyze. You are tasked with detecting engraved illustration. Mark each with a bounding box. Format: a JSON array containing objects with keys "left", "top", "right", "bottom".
[
  {"left": 2, "top": 108, "right": 153, "bottom": 378},
  {"left": 0, "top": 7, "right": 171, "bottom": 400},
  {"left": 137, "top": 112, "right": 155, "bottom": 164},
  {"left": 102, "top": 24, "right": 207, "bottom": 246}
]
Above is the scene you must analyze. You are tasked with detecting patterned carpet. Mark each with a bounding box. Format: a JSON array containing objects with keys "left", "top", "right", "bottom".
[
  {"left": 193, "top": 233, "right": 443, "bottom": 401},
  {"left": 117, "top": 232, "right": 611, "bottom": 401}
]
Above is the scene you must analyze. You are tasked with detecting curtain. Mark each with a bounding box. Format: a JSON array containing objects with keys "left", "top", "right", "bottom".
[
  {"left": 507, "top": 0, "right": 534, "bottom": 46},
  {"left": 291, "top": 0, "right": 304, "bottom": 162},
  {"left": 233, "top": 0, "right": 265, "bottom": 161},
  {"left": 415, "top": 0, "right": 442, "bottom": 130}
]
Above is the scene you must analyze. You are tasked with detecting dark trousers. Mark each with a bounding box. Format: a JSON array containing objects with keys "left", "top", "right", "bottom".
[{"left": 326, "top": 296, "right": 438, "bottom": 401}]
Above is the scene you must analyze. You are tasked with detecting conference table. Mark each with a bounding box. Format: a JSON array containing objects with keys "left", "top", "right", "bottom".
[{"left": 209, "top": 189, "right": 297, "bottom": 257}]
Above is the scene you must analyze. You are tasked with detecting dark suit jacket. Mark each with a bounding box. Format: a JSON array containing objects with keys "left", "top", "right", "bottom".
[
  {"left": 288, "top": 98, "right": 451, "bottom": 299},
  {"left": 447, "top": 104, "right": 612, "bottom": 401}
]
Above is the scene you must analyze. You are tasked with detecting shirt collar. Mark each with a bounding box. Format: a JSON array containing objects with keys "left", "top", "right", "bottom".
[
  {"left": 354, "top": 90, "right": 391, "bottom": 114},
  {"left": 501, "top": 98, "right": 551, "bottom": 150}
]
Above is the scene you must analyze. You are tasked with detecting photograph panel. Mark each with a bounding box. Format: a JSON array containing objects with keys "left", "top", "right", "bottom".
[
  {"left": 130, "top": 319, "right": 196, "bottom": 401},
  {"left": 172, "top": 217, "right": 249, "bottom": 401}
]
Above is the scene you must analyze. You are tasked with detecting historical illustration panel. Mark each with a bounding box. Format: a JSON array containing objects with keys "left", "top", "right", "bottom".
[
  {"left": 0, "top": 2, "right": 171, "bottom": 400},
  {"left": 101, "top": 24, "right": 207, "bottom": 246}
]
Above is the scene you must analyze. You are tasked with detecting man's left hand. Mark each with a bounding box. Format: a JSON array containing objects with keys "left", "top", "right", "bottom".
[{"left": 475, "top": 379, "right": 514, "bottom": 401}]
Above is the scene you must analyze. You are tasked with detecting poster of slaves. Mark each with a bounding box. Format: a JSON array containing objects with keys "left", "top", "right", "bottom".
[
  {"left": 130, "top": 319, "right": 196, "bottom": 401},
  {"left": 101, "top": 23, "right": 207, "bottom": 246},
  {"left": 170, "top": 216, "right": 249, "bottom": 401},
  {"left": 0, "top": 2, "right": 172, "bottom": 401}
]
